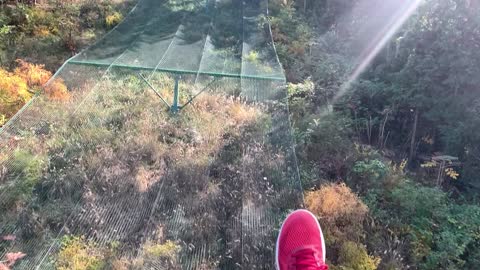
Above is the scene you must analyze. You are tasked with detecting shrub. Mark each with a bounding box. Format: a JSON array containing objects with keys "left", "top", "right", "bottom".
[
  {"left": 105, "top": 12, "right": 123, "bottom": 28},
  {"left": 0, "top": 150, "right": 45, "bottom": 211},
  {"left": 372, "top": 180, "right": 480, "bottom": 269},
  {"left": 140, "top": 240, "right": 182, "bottom": 268},
  {"left": 144, "top": 240, "right": 181, "bottom": 259},
  {"left": 287, "top": 79, "right": 314, "bottom": 98},
  {"left": 44, "top": 78, "right": 69, "bottom": 101},
  {"left": 80, "top": 1, "right": 103, "bottom": 28},
  {"left": 305, "top": 183, "right": 368, "bottom": 243},
  {"left": 350, "top": 159, "right": 388, "bottom": 192},
  {"left": 245, "top": 50, "right": 259, "bottom": 62},
  {"left": 56, "top": 236, "right": 105, "bottom": 270},
  {"left": 337, "top": 241, "right": 380, "bottom": 270},
  {"left": 0, "top": 60, "right": 69, "bottom": 123},
  {"left": 14, "top": 59, "right": 51, "bottom": 87},
  {"left": 0, "top": 68, "right": 30, "bottom": 118},
  {"left": 305, "top": 113, "right": 354, "bottom": 180},
  {"left": 15, "top": 60, "right": 69, "bottom": 100},
  {"left": 228, "top": 101, "right": 259, "bottom": 125}
]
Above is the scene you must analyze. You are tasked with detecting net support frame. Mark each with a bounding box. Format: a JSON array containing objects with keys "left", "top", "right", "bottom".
[{"left": 68, "top": 60, "right": 285, "bottom": 81}]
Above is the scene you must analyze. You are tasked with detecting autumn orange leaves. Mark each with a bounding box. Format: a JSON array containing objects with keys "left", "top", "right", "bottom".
[{"left": 0, "top": 60, "right": 69, "bottom": 125}]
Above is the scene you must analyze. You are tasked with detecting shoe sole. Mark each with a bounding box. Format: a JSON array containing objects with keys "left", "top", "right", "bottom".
[{"left": 275, "top": 209, "right": 326, "bottom": 270}]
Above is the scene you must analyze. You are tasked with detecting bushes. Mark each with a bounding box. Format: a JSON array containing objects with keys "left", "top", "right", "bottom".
[
  {"left": 0, "top": 59, "right": 69, "bottom": 124},
  {"left": 306, "top": 183, "right": 377, "bottom": 268},
  {"left": 44, "top": 78, "right": 69, "bottom": 100},
  {"left": 105, "top": 12, "right": 123, "bottom": 28},
  {"left": 14, "top": 59, "right": 51, "bottom": 87},
  {"left": 0, "top": 149, "right": 45, "bottom": 212},
  {"left": 306, "top": 183, "right": 368, "bottom": 244},
  {"left": 366, "top": 179, "right": 480, "bottom": 269},
  {"left": 144, "top": 240, "right": 181, "bottom": 260},
  {"left": 0, "top": 68, "right": 29, "bottom": 123},
  {"left": 302, "top": 113, "right": 354, "bottom": 183},
  {"left": 1, "top": 0, "right": 134, "bottom": 70},
  {"left": 56, "top": 236, "right": 105, "bottom": 270},
  {"left": 336, "top": 241, "right": 380, "bottom": 270},
  {"left": 349, "top": 159, "right": 388, "bottom": 193},
  {"left": 268, "top": 2, "right": 311, "bottom": 81}
]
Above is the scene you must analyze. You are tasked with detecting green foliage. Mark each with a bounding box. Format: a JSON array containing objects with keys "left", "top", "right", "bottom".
[
  {"left": 287, "top": 79, "right": 314, "bottom": 98},
  {"left": 352, "top": 160, "right": 387, "bottom": 181},
  {"left": 268, "top": 2, "right": 312, "bottom": 81},
  {"left": 287, "top": 79, "right": 315, "bottom": 122},
  {"left": 303, "top": 113, "right": 354, "bottom": 181},
  {"left": 335, "top": 241, "right": 380, "bottom": 270},
  {"left": 350, "top": 159, "right": 388, "bottom": 192},
  {"left": 373, "top": 180, "right": 480, "bottom": 269},
  {"left": 342, "top": 0, "right": 480, "bottom": 188},
  {"left": 0, "top": 149, "right": 45, "bottom": 211},
  {"left": 0, "top": 0, "right": 134, "bottom": 69}
]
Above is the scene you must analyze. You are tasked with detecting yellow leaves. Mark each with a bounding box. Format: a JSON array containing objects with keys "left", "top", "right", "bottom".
[
  {"left": 14, "top": 59, "right": 51, "bottom": 87},
  {"left": 33, "top": 26, "right": 52, "bottom": 37},
  {"left": 105, "top": 12, "right": 123, "bottom": 28},
  {"left": 143, "top": 240, "right": 181, "bottom": 260},
  {"left": 305, "top": 183, "right": 368, "bottom": 225},
  {"left": 45, "top": 78, "right": 69, "bottom": 101},
  {"left": 391, "top": 158, "right": 408, "bottom": 174},
  {"left": 0, "top": 69, "right": 29, "bottom": 100},
  {"left": 445, "top": 168, "right": 459, "bottom": 180},
  {"left": 56, "top": 236, "right": 104, "bottom": 270},
  {"left": 0, "top": 59, "right": 69, "bottom": 124},
  {"left": 245, "top": 50, "right": 259, "bottom": 62},
  {"left": 0, "top": 68, "right": 30, "bottom": 119},
  {"left": 399, "top": 159, "right": 408, "bottom": 172},
  {"left": 421, "top": 160, "right": 437, "bottom": 168}
]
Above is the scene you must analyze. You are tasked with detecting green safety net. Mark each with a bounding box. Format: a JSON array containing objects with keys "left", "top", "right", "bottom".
[{"left": 0, "top": 0, "right": 302, "bottom": 268}]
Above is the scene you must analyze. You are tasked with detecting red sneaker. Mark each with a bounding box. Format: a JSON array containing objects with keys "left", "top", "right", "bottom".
[{"left": 276, "top": 209, "right": 328, "bottom": 270}]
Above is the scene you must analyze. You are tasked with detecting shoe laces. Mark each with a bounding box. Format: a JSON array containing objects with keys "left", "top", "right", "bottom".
[{"left": 289, "top": 248, "right": 329, "bottom": 270}]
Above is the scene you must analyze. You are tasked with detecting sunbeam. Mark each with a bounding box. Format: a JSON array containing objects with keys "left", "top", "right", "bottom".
[{"left": 330, "top": 0, "right": 423, "bottom": 106}]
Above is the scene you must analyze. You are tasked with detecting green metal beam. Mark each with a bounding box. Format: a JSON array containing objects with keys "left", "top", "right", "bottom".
[{"left": 68, "top": 60, "right": 285, "bottom": 81}]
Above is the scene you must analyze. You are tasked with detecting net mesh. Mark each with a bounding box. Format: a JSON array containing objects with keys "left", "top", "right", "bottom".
[{"left": 0, "top": 0, "right": 302, "bottom": 268}]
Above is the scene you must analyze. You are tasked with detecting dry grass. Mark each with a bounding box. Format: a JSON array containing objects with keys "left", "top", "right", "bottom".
[{"left": 0, "top": 72, "right": 270, "bottom": 267}]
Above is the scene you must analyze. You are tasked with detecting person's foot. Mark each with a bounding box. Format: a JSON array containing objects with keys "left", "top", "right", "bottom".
[{"left": 276, "top": 209, "right": 328, "bottom": 270}]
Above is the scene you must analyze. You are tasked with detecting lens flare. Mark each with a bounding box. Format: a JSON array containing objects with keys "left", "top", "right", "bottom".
[{"left": 331, "top": 0, "right": 423, "bottom": 106}]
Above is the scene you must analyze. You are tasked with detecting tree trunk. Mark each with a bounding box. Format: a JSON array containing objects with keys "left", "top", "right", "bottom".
[
  {"left": 366, "top": 116, "right": 372, "bottom": 145},
  {"left": 378, "top": 111, "right": 389, "bottom": 149},
  {"left": 409, "top": 109, "right": 419, "bottom": 161}
]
